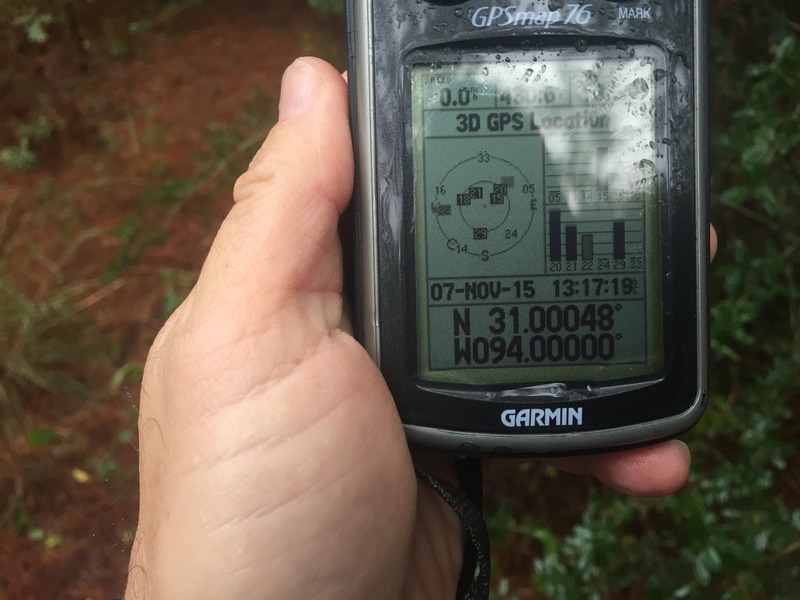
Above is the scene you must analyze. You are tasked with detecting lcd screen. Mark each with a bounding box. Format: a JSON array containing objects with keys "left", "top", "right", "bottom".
[{"left": 412, "top": 50, "right": 666, "bottom": 384}]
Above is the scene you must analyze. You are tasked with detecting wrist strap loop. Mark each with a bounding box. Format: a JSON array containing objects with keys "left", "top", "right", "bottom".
[{"left": 414, "top": 458, "right": 491, "bottom": 600}]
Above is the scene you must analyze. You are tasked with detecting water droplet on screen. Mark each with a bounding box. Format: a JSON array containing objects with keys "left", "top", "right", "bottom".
[
  {"left": 638, "top": 158, "right": 657, "bottom": 176},
  {"left": 578, "top": 70, "right": 602, "bottom": 99},
  {"left": 627, "top": 77, "right": 650, "bottom": 99}
]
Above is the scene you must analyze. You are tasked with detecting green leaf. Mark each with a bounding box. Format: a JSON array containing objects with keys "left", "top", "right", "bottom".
[
  {"left": 26, "top": 427, "right": 59, "bottom": 447},
  {"left": 18, "top": 13, "right": 54, "bottom": 44}
]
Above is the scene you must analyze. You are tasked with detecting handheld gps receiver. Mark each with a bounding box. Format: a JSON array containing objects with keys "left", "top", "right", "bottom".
[{"left": 346, "top": 0, "right": 709, "bottom": 455}]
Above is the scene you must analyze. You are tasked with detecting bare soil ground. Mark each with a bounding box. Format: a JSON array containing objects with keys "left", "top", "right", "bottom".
[{"left": 1, "top": 2, "right": 344, "bottom": 597}]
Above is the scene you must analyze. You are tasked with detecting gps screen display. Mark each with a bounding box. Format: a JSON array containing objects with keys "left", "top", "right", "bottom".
[{"left": 412, "top": 50, "right": 666, "bottom": 384}]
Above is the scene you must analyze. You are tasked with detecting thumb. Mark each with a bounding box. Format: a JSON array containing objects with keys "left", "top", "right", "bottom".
[
  {"left": 147, "top": 58, "right": 354, "bottom": 420},
  {"left": 188, "top": 57, "right": 352, "bottom": 329}
]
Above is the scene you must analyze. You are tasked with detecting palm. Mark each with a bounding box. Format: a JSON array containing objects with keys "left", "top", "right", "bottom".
[
  {"left": 134, "top": 282, "right": 462, "bottom": 599},
  {"left": 131, "top": 123, "right": 466, "bottom": 595}
]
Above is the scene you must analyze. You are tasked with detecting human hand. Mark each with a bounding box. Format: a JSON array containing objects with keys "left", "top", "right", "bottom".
[{"left": 125, "top": 58, "right": 715, "bottom": 600}]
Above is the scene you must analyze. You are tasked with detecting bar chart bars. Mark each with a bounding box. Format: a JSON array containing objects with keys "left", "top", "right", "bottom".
[{"left": 547, "top": 207, "right": 640, "bottom": 267}]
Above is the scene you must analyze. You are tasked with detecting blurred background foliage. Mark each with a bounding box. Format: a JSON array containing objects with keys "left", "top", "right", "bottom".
[
  {"left": 488, "top": 2, "right": 800, "bottom": 598},
  {"left": 0, "top": 0, "right": 798, "bottom": 597}
]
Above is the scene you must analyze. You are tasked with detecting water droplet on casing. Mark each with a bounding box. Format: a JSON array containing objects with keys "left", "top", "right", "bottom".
[
  {"left": 575, "top": 39, "right": 588, "bottom": 52},
  {"left": 547, "top": 0, "right": 565, "bottom": 10},
  {"left": 654, "top": 68, "right": 669, "bottom": 81},
  {"left": 454, "top": 8, "right": 463, "bottom": 17}
]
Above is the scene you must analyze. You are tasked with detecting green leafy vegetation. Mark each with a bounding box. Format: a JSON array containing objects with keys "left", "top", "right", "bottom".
[
  {"left": 27, "top": 526, "right": 62, "bottom": 548},
  {"left": 307, "top": 0, "right": 343, "bottom": 15},
  {"left": 0, "top": 115, "right": 54, "bottom": 171},
  {"left": 490, "top": 3, "right": 800, "bottom": 598}
]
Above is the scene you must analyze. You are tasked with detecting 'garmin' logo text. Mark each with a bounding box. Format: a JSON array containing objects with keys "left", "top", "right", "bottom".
[
  {"left": 471, "top": 4, "right": 593, "bottom": 29},
  {"left": 501, "top": 407, "right": 584, "bottom": 428}
]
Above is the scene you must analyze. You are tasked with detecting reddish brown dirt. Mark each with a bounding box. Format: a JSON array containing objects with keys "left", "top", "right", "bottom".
[{"left": 0, "top": 2, "right": 344, "bottom": 598}]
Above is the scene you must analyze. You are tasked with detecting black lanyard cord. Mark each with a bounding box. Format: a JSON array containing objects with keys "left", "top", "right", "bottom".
[{"left": 414, "top": 458, "right": 491, "bottom": 600}]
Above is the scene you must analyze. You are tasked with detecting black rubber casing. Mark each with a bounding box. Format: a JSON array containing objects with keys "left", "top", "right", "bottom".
[{"left": 345, "top": 0, "right": 709, "bottom": 456}]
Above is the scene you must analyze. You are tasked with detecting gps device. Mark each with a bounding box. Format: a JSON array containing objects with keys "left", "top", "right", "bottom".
[{"left": 346, "top": 0, "right": 708, "bottom": 455}]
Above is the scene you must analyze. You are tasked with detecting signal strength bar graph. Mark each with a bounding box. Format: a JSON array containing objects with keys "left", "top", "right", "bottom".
[{"left": 546, "top": 208, "right": 641, "bottom": 266}]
